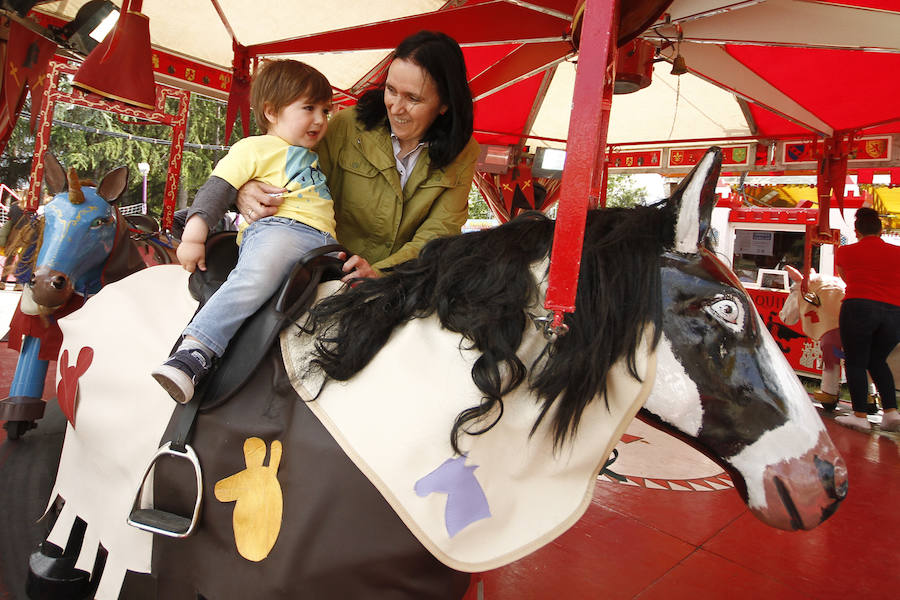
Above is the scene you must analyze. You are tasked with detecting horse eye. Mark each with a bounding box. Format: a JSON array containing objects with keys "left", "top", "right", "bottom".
[
  {"left": 704, "top": 296, "right": 744, "bottom": 331},
  {"left": 802, "top": 291, "right": 822, "bottom": 307},
  {"left": 90, "top": 217, "right": 109, "bottom": 228}
]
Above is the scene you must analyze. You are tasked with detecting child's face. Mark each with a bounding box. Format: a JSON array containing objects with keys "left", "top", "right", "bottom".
[{"left": 265, "top": 96, "right": 331, "bottom": 147}]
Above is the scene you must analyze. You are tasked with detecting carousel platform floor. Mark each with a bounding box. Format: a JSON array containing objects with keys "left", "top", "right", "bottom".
[{"left": 2, "top": 341, "right": 898, "bottom": 600}]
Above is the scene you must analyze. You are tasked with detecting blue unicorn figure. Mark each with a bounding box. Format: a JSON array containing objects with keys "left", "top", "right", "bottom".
[{"left": 1, "top": 153, "right": 156, "bottom": 439}]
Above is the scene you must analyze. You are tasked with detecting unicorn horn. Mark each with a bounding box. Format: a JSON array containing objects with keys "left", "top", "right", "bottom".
[{"left": 67, "top": 168, "right": 85, "bottom": 205}]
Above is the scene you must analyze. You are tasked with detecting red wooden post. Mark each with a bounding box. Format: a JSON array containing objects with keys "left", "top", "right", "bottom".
[
  {"left": 544, "top": 0, "right": 619, "bottom": 325},
  {"left": 24, "top": 60, "right": 189, "bottom": 230},
  {"left": 24, "top": 60, "right": 61, "bottom": 212},
  {"left": 161, "top": 89, "right": 190, "bottom": 231}
]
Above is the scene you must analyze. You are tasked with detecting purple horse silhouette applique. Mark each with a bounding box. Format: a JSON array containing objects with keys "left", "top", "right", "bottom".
[{"left": 415, "top": 455, "right": 492, "bottom": 538}]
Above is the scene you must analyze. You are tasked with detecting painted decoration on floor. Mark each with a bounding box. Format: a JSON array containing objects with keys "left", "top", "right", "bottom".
[
  {"left": 598, "top": 420, "right": 733, "bottom": 491},
  {"left": 214, "top": 437, "right": 284, "bottom": 562}
]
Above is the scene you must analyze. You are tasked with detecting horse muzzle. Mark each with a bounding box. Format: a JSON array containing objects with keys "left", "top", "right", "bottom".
[
  {"left": 751, "top": 430, "right": 847, "bottom": 530},
  {"left": 29, "top": 266, "right": 74, "bottom": 311}
]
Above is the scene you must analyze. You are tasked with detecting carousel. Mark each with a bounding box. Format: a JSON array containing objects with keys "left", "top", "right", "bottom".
[{"left": 1, "top": 1, "right": 899, "bottom": 599}]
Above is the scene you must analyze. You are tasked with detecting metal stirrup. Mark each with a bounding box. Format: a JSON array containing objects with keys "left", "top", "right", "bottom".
[{"left": 127, "top": 442, "right": 202, "bottom": 538}]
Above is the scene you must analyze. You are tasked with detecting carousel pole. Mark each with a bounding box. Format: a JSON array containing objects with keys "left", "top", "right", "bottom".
[{"left": 543, "top": 0, "right": 619, "bottom": 332}]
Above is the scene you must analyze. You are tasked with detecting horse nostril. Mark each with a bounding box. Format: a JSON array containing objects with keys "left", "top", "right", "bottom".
[{"left": 51, "top": 276, "right": 67, "bottom": 290}]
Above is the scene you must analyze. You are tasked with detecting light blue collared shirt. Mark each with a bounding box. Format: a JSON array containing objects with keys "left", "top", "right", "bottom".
[{"left": 390, "top": 133, "right": 427, "bottom": 189}]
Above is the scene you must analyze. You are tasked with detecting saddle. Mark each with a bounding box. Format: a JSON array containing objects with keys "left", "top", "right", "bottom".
[
  {"left": 128, "top": 231, "right": 346, "bottom": 537},
  {"left": 188, "top": 231, "right": 345, "bottom": 408}
]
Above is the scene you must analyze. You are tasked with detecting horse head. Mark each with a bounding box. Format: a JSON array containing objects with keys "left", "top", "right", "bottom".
[
  {"left": 780, "top": 265, "right": 845, "bottom": 340},
  {"left": 640, "top": 149, "right": 846, "bottom": 531},
  {"left": 25, "top": 153, "right": 146, "bottom": 312}
]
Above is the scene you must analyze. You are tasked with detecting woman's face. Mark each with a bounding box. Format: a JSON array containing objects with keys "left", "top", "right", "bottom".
[{"left": 384, "top": 58, "right": 447, "bottom": 151}]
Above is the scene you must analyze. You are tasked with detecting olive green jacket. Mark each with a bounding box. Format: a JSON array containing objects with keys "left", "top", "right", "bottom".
[{"left": 317, "top": 107, "right": 479, "bottom": 271}]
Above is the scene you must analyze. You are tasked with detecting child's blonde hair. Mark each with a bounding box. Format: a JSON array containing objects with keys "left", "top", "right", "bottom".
[{"left": 250, "top": 60, "right": 332, "bottom": 134}]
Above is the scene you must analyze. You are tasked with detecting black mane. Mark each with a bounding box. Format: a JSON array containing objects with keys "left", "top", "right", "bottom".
[{"left": 303, "top": 206, "right": 676, "bottom": 452}]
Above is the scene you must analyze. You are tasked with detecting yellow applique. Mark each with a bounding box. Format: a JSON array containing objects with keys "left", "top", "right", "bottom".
[{"left": 214, "top": 437, "right": 283, "bottom": 561}]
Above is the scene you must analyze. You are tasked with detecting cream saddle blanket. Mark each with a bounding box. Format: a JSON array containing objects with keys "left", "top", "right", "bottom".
[{"left": 281, "top": 280, "right": 657, "bottom": 571}]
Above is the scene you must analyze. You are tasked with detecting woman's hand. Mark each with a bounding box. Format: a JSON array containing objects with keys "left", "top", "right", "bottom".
[
  {"left": 236, "top": 180, "right": 284, "bottom": 223},
  {"left": 339, "top": 252, "right": 378, "bottom": 282}
]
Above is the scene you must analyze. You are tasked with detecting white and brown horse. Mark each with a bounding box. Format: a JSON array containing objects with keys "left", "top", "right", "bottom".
[{"left": 32, "top": 148, "right": 845, "bottom": 599}]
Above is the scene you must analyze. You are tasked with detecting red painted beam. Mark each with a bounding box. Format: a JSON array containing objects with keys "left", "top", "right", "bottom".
[
  {"left": 248, "top": 2, "right": 573, "bottom": 56},
  {"left": 544, "top": 0, "right": 619, "bottom": 318},
  {"left": 469, "top": 40, "right": 574, "bottom": 100}
]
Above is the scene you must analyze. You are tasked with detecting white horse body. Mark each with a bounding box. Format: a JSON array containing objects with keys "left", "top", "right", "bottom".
[
  {"left": 48, "top": 264, "right": 658, "bottom": 595},
  {"left": 779, "top": 266, "right": 845, "bottom": 342},
  {"left": 39, "top": 148, "right": 845, "bottom": 598}
]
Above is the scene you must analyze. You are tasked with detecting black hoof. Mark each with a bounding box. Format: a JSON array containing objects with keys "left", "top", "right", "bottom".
[
  {"left": 26, "top": 540, "right": 92, "bottom": 600},
  {"left": 25, "top": 517, "right": 103, "bottom": 600},
  {"left": 3, "top": 419, "right": 37, "bottom": 440}
]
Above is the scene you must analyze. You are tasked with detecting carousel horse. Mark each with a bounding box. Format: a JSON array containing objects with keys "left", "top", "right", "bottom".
[
  {"left": 30, "top": 148, "right": 845, "bottom": 599},
  {"left": 779, "top": 266, "right": 847, "bottom": 410},
  {"left": 0, "top": 154, "right": 175, "bottom": 439}
]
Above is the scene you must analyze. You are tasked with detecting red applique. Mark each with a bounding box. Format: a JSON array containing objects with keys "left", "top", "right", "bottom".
[{"left": 57, "top": 347, "right": 94, "bottom": 426}]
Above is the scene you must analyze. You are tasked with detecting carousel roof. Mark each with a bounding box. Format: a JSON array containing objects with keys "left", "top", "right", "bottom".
[{"left": 20, "top": 0, "right": 900, "bottom": 149}]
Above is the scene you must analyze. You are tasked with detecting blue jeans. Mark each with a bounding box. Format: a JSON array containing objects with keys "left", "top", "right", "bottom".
[{"left": 183, "top": 217, "right": 338, "bottom": 356}]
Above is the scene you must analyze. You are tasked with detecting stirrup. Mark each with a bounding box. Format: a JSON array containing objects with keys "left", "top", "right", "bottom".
[{"left": 127, "top": 442, "right": 203, "bottom": 538}]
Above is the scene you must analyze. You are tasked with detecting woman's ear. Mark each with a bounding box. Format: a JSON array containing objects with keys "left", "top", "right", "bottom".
[{"left": 439, "top": 104, "right": 448, "bottom": 116}]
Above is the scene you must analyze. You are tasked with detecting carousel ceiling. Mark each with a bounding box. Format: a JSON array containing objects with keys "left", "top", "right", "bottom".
[{"left": 14, "top": 0, "right": 900, "bottom": 149}]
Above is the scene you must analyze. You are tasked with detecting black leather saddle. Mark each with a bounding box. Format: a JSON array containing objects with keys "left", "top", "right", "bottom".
[{"left": 188, "top": 231, "right": 346, "bottom": 409}]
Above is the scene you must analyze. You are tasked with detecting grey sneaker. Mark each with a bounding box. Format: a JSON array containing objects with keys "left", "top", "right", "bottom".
[
  {"left": 834, "top": 414, "right": 871, "bottom": 432},
  {"left": 880, "top": 411, "right": 900, "bottom": 432},
  {"left": 151, "top": 347, "right": 213, "bottom": 404}
]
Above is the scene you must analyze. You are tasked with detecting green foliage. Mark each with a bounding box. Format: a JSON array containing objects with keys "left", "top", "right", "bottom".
[
  {"left": 467, "top": 184, "right": 490, "bottom": 219},
  {"left": 0, "top": 89, "right": 252, "bottom": 217},
  {"left": 605, "top": 174, "right": 648, "bottom": 208}
]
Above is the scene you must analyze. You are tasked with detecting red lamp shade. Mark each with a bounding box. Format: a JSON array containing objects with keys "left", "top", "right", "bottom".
[
  {"left": 72, "top": 0, "right": 156, "bottom": 109},
  {"left": 614, "top": 39, "right": 654, "bottom": 95}
]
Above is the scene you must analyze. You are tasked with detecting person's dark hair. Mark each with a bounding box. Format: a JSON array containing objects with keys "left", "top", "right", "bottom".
[
  {"left": 355, "top": 31, "right": 474, "bottom": 170},
  {"left": 854, "top": 207, "right": 883, "bottom": 237},
  {"left": 250, "top": 59, "right": 332, "bottom": 134}
]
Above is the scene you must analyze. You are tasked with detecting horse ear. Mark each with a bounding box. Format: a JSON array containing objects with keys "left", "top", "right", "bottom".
[
  {"left": 785, "top": 265, "right": 803, "bottom": 282},
  {"left": 43, "top": 152, "right": 66, "bottom": 195},
  {"left": 97, "top": 166, "right": 129, "bottom": 203},
  {"left": 667, "top": 147, "right": 723, "bottom": 253}
]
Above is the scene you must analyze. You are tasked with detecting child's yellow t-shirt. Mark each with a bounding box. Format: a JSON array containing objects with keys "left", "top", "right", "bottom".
[{"left": 212, "top": 135, "right": 336, "bottom": 237}]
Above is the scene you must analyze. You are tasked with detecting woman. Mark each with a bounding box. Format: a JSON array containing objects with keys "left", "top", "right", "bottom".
[
  {"left": 834, "top": 207, "right": 900, "bottom": 432},
  {"left": 237, "top": 30, "right": 480, "bottom": 281}
]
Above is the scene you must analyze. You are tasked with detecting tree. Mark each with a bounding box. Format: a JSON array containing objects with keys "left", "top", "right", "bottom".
[
  {"left": 0, "top": 86, "right": 252, "bottom": 216},
  {"left": 605, "top": 174, "right": 648, "bottom": 208},
  {"left": 467, "top": 184, "right": 491, "bottom": 219}
]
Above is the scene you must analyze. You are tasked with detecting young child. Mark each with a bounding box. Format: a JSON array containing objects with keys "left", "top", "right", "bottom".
[{"left": 152, "top": 59, "right": 338, "bottom": 404}]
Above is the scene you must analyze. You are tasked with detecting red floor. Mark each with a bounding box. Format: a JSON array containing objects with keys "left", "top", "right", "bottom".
[
  {"left": 3, "top": 340, "right": 899, "bottom": 599},
  {"left": 463, "top": 410, "right": 900, "bottom": 600}
]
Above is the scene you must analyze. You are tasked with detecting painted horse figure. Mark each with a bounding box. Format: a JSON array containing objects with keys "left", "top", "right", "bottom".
[
  {"left": 779, "top": 265, "right": 849, "bottom": 411},
  {"left": 779, "top": 264, "right": 899, "bottom": 412},
  {"left": 31, "top": 148, "right": 845, "bottom": 599},
  {"left": 0, "top": 154, "right": 175, "bottom": 439}
]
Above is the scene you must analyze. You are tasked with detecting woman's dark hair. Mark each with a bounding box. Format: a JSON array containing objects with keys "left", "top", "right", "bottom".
[
  {"left": 854, "top": 207, "right": 883, "bottom": 236},
  {"left": 355, "top": 31, "right": 474, "bottom": 170}
]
